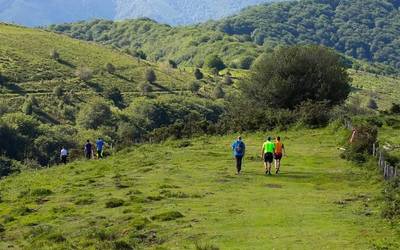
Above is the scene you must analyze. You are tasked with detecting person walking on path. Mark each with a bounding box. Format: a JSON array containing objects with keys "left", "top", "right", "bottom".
[
  {"left": 274, "top": 136, "right": 285, "bottom": 174},
  {"left": 96, "top": 138, "right": 105, "bottom": 159},
  {"left": 261, "top": 137, "right": 275, "bottom": 175},
  {"left": 84, "top": 140, "right": 94, "bottom": 159},
  {"left": 232, "top": 136, "right": 246, "bottom": 175},
  {"left": 60, "top": 147, "right": 68, "bottom": 165}
]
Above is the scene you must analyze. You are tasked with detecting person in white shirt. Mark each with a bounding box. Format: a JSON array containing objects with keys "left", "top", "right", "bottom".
[{"left": 60, "top": 147, "right": 68, "bottom": 164}]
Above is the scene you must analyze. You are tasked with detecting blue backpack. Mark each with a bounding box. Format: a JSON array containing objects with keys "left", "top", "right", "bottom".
[{"left": 235, "top": 141, "right": 244, "bottom": 154}]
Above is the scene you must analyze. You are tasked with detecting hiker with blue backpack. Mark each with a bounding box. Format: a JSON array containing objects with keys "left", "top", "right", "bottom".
[{"left": 232, "top": 136, "right": 246, "bottom": 175}]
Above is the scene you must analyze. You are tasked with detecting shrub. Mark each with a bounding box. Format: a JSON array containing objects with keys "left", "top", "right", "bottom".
[
  {"left": 194, "top": 68, "right": 204, "bottom": 80},
  {"left": 150, "top": 211, "right": 183, "bottom": 221},
  {"left": 53, "top": 85, "right": 63, "bottom": 98},
  {"left": 382, "top": 177, "right": 400, "bottom": 220},
  {"left": 195, "top": 243, "right": 220, "bottom": 250},
  {"left": 50, "top": 49, "right": 60, "bottom": 61},
  {"left": 75, "top": 66, "right": 93, "bottom": 82},
  {"left": 204, "top": 55, "right": 226, "bottom": 72},
  {"left": 212, "top": 86, "right": 225, "bottom": 99},
  {"left": 22, "top": 99, "right": 33, "bottom": 115},
  {"left": 190, "top": 81, "right": 201, "bottom": 93},
  {"left": 341, "top": 122, "right": 378, "bottom": 163},
  {"left": 77, "top": 98, "right": 112, "bottom": 129},
  {"left": 168, "top": 59, "right": 177, "bottom": 68},
  {"left": 242, "top": 45, "right": 351, "bottom": 109},
  {"left": 296, "top": 100, "right": 331, "bottom": 128},
  {"left": 238, "top": 56, "right": 255, "bottom": 69},
  {"left": 367, "top": 98, "right": 378, "bottom": 110},
  {"left": 106, "top": 63, "right": 116, "bottom": 74},
  {"left": 145, "top": 68, "right": 156, "bottom": 83},
  {"left": 390, "top": 103, "right": 400, "bottom": 114},
  {"left": 105, "top": 198, "right": 125, "bottom": 208},
  {"left": 223, "top": 75, "right": 233, "bottom": 85},
  {"left": 138, "top": 82, "right": 153, "bottom": 95},
  {"left": 0, "top": 156, "right": 21, "bottom": 178},
  {"left": 104, "top": 87, "right": 124, "bottom": 108}
]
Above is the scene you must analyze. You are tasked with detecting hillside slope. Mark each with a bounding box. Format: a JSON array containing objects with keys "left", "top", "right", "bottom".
[
  {"left": 49, "top": 0, "right": 400, "bottom": 72},
  {"left": 0, "top": 128, "right": 399, "bottom": 249}
]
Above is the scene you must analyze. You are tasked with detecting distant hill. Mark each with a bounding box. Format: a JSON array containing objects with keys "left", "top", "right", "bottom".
[
  {"left": 49, "top": 0, "right": 400, "bottom": 73},
  {"left": 0, "top": 0, "right": 280, "bottom": 26}
]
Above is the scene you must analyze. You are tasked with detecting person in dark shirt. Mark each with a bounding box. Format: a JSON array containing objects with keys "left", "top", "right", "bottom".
[{"left": 84, "top": 140, "right": 94, "bottom": 159}]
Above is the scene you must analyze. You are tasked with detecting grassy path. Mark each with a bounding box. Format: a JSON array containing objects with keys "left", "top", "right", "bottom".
[{"left": 0, "top": 128, "right": 399, "bottom": 249}]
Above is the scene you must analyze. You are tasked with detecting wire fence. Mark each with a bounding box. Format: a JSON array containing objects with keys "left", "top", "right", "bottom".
[{"left": 372, "top": 143, "right": 398, "bottom": 180}]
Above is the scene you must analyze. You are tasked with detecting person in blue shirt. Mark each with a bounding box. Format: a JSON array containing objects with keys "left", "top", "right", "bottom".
[
  {"left": 96, "top": 138, "right": 105, "bottom": 159},
  {"left": 231, "top": 136, "right": 246, "bottom": 175}
]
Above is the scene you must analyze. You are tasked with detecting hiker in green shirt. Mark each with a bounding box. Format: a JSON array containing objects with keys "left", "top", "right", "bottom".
[{"left": 261, "top": 137, "right": 275, "bottom": 175}]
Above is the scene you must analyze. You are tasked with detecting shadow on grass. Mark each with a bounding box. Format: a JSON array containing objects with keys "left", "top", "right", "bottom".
[
  {"left": 114, "top": 73, "right": 133, "bottom": 83},
  {"left": 2, "top": 82, "right": 26, "bottom": 95},
  {"left": 149, "top": 82, "right": 172, "bottom": 93},
  {"left": 58, "top": 59, "right": 76, "bottom": 69},
  {"left": 85, "top": 81, "right": 103, "bottom": 93}
]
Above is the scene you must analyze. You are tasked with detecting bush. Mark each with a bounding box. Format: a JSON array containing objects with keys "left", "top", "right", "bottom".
[
  {"left": 242, "top": 45, "right": 351, "bottom": 109},
  {"left": 104, "top": 87, "right": 124, "bottom": 108},
  {"left": 138, "top": 82, "right": 153, "bottom": 95},
  {"left": 223, "top": 75, "right": 233, "bottom": 85},
  {"left": 50, "top": 49, "right": 60, "bottom": 61},
  {"left": 212, "top": 86, "right": 225, "bottom": 99},
  {"left": 105, "top": 63, "right": 116, "bottom": 74},
  {"left": 341, "top": 122, "right": 378, "bottom": 163},
  {"left": 168, "top": 59, "right": 177, "bottom": 68},
  {"left": 190, "top": 81, "right": 201, "bottom": 93},
  {"left": 367, "top": 98, "right": 378, "bottom": 110},
  {"left": 105, "top": 198, "right": 125, "bottom": 208},
  {"left": 0, "top": 156, "right": 21, "bottom": 178},
  {"left": 145, "top": 68, "right": 156, "bottom": 83},
  {"left": 53, "top": 85, "right": 63, "bottom": 98},
  {"left": 382, "top": 177, "right": 400, "bottom": 220},
  {"left": 75, "top": 66, "right": 93, "bottom": 82},
  {"left": 296, "top": 100, "right": 331, "bottom": 128},
  {"left": 22, "top": 99, "right": 33, "bottom": 115},
  {"left": 390, "top": 103, "right": 400, "bottom": 114},
  {"left": 238, "top": 56, "right": 255, "bottom": 69},
  {"left": 204, "top": 55, "right": 226, "bottom": 72},
  {"left": 150, "top": 211, "right": 183, "bottom": 221},
  {"left": 194, "top": 68, "right": 204, "bottom": 80},
  {"left": 77, "top": 98, "right": 112, "bottom": 129}
]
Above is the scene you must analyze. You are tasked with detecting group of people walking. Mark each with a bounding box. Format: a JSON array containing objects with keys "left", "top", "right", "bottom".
[
  {"left": 232, "top": 136, "right": 285, "bottom": 175},
  {"left": 59, "top": 138, "right": 106, "bottom": 164}
]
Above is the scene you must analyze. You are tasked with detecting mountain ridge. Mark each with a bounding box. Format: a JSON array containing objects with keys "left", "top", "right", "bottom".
[{"left": 0, "top": 0, "right": 280, "bottom": 27}]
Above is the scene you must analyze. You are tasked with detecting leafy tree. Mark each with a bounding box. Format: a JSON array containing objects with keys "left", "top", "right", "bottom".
[
  {"left": 2, "top": 113, "right": 40, "bottom": 139},
  {"left": 105, "top": 87, "right": 124, "bottom": 108},
  {"left": 105, "top": 63, "right": 116, "bottom": 74},
  {"left": 204, "top": 55, "right": 226, "bottom": 72},
  {"left": 213, "top": 85, "right": 225, "bottom": 99},
  {"left": 75, "top": 66, "right": 93, "bottom": 82},
  {"left": 77, "top": 98, "right": 112, "bottom": 129},
  {"left": 242, "top": 46, "right": 351, "bottom": 109},
  {"left": 194, "top": 68, "right": 204, "bottom": 80},
  {"left": 238, "top": 56, "right": 255, "bottom": 70},
  {"left": 145, "top": 68, "right": 157, "bottom": 83}
]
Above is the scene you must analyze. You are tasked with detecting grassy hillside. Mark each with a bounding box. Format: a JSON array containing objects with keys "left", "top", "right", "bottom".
[
  {"left": 1, "top": 127, "right": 399, "bottom": 249},
  {"left": 48, "top": 0, "right": 400, "bottom": 74},
  {"left": 0, "top": 23, "right": 231, "bottom": 167}
]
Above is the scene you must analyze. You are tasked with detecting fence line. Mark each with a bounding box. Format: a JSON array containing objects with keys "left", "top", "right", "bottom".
[{"left": 372, "top": 143, "right": 398, "bottom": 180}]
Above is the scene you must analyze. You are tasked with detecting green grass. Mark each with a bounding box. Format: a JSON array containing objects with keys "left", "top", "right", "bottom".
[
  {"left": 1, "top": 127, "right": 399, "bottom": 249},
  {"left": 350, "top": 70, "right": 400, "bottom": 110}
]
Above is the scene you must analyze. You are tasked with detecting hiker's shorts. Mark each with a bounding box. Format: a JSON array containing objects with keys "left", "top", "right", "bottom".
[
  {"left": 264, "top": 153, "right": 274, "bottom": 163},
  {"left": 274, "top": 153, "right": 282, "bottom": 160}
]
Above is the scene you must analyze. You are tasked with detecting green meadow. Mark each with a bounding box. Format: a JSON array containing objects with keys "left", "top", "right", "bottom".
[{"left": 1, "top": 127, "right": 399, "bottom": 249}]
